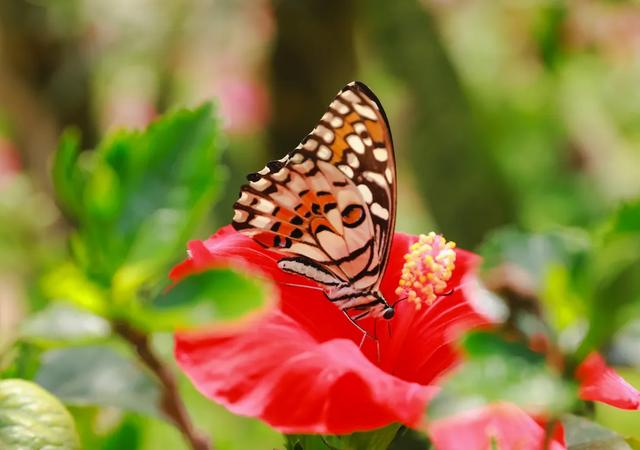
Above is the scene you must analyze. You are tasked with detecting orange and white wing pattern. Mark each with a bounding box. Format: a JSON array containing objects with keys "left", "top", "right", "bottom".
[{"left": 232, "top": 81, "right": 397, "bottom": 292}]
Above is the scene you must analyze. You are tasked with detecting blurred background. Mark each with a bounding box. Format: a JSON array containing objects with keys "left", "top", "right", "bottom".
[{"left": 1, "top": 0, "right": 640, "bottom": 449}]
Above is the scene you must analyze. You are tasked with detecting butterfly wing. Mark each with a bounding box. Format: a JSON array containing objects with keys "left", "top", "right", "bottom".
[{"left": 232, "top": 81, "right": 397, "bottom": 291}]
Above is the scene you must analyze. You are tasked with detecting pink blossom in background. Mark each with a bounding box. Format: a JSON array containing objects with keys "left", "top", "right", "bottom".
[
  {"left": 213, "top": 77, "right": 269, "bottom": 134},
  {"left": 103, "top": 95, "right": 157, "bottom": 130},
  {"left": 428, "top": 402, "right": 566, "bottom": 450},
  {"left": 0, "top": 138, "right": 21, "bottom": 187}
]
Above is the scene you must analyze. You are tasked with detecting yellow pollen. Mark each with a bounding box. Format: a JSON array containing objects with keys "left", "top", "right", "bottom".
[{"left": 395, "top": 232, "right": 456, "bottom": 308}]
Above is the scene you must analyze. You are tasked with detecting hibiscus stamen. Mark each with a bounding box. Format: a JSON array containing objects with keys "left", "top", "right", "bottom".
[{"left": 395, "top": 232, "right": 456, "bottom": 309}]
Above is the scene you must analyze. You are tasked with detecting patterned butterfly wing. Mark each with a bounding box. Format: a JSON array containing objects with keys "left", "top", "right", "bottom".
[{"left": 232, "top": 81, "right": 396, "bottom": 292}]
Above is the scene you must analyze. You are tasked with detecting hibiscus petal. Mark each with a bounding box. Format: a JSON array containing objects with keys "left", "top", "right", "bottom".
[
  {"left": 576, "top": 352, "right": 640, "bottom": 410},
  {"left": 377, "top": 291, "right": 488, "bottom": 384},
  {"left": 167, "top": 227, "right": 288, "bottom": 325},
  {"left": 169, "top": 225, "right": 369, "bottom": 343},
  {"left": 169, "top": 225, "right": 305, "bottom": 284},
  {"left": 428, "top": 403, "right": 566, "bottom": 450},
  {"left": 175, "top": 311, "right": 437, "bottom": 434},
  {"left": 171, "top": 226, "right": 486, "bottom": 433},
  {"left": 375, "top": 233, "right": 488, "bottom": 384}
]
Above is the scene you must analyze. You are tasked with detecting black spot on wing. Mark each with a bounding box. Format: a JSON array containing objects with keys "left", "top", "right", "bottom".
[
  {"left": 267, "top": 160, "right": 285, "bottom": 172},
  {"left": 324, "top": 202, "right": 337, "bottom": 213},
  {"left": 341, "top": 204, "right": 366, "bottom": 228},
  {"left": 314, "top": 224, "right": 332, "bottom": 234}
]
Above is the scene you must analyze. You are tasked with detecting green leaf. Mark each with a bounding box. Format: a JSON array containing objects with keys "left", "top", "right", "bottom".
[
  {"left": 627, "top": 437, "right": 640, "bottom": 450},
  {"left": 581, "top": 254, "right": 640, "bottom": 356},
  {"left": 388, "top": 427, "right": 430, "bottom": 450},
  {"left": 609, "top": 320, "right": 640, "bottom": 368},
  {"left": 101, "top": 415, "right": 143, "bottom": 450},
  {"left": 428, "top": 331, "right": 576, "bottom": 421},
  {"left": 563, "top": 414, "right": 631, "bottom": 450},
  {"left": 286, "top": 424, "right": 401, "bottom": 450},
  {"left": 41, "top": 262, "right": 109, "bottom": 316},
  {"left": 602, "top": 200, "right": 640, "bottom": 236},
  {"left": 542, "top": 264, "right": 586, "bottom": 332},
  {"left": 105, "top": 104, "right": 222, "bottom": 272},
  {"left": 0, "top": 378, "right": 80, "bottom": 450},
  {"left": 20, "top": 303, "right": 111, "bottom": 343},
  {"left": 0, "top": 342, "right": 42, "bottom": 381},
  {"left": 53, "top": 103, "right": 225, "bottom": 303},
  {"left": 578, "top": 200, "right": 640, "bottom": 356},
  {"left": 479, "top": 227, "right": 590, "bottom": 336},
  {"left": 152, "top": 268, "right": 272, "bottom": 326},
  {"left": 84, "top": 162, "right": 121, "bottom": 220},
  {"left": 52, "top": 129, "right": 84, "bottom": 219},
  {"left": 35, "top": 345, "right": 161, "bottom": 415},
  {"left": 479, "top": 227, "right": 589, "bottom": 292},
  {"left": 0, "top": 175, "right": 60, "bottom": 272},
  {"left": 345, "top": 424, "right": 401, "bottom": 450},
  {"left": 461, "top": 330, "right": 545, "bottom": 363}
]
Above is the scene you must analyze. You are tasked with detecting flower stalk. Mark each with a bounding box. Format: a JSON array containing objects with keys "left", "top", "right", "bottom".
[{"left": 113, "top": 320, "right": 212, "bottom": 450}]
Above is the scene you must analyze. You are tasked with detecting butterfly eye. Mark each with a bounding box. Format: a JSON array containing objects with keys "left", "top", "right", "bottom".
[{"left": 382, "top": 307, "right": 395, "bottom": 320}]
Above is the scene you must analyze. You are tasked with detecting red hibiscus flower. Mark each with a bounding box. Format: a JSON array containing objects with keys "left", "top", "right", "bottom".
[
  {"left": 172, "top": 226, "right": 640, "bottom": 441},
  {"left": 428, "top": 402, "right": 566, "bottom": 450},
  {"left": 172, "top": 225, "right": 489, "bottom": 434},
  {"left": 424, "top": 342, "right": 640, "bottom": 449},
  {"left": 576, "top": 352, "right": 640, "bottom": 410}
]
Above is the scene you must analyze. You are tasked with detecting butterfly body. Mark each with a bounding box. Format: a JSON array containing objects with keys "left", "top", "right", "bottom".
[
  {"left": 326, "top": 287, "right": 395, "bottom": 320},
  {"left": 233, "top": 81, "right": 397, "bottom": 321}
]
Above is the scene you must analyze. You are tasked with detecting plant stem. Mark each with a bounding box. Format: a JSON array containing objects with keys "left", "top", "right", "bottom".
[{"left": 113, "top": 320, "right": 212, "bottom": 450}]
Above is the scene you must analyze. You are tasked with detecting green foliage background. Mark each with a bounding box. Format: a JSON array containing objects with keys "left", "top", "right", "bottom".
[{"left": 1, "top": 1, "right": 639, "bottom": 449}]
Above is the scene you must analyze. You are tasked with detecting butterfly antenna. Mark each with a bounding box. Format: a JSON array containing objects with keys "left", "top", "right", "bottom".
[
  {"left": 276, "top": 281, "right": 325, "bottom": 292},
  {"left": 391, "top": 295, "right": 409, "bottom": 308}
]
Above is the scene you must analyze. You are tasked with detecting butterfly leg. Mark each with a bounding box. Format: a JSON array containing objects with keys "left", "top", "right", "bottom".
[
  {"left": 358, "top": 330, "right": 367, "bottom": 349},
  {"left": 347, "top": 311, "right": 381, "bottom": 361},
  {"left": 343, "top": 310, "right": 374, "bottom": 349}
]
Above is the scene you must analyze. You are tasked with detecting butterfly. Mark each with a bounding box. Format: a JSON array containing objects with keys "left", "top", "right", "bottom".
[{"left": 232, "top": 81, "right": 397, "bottom": 325}]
